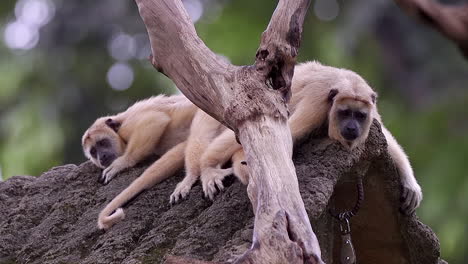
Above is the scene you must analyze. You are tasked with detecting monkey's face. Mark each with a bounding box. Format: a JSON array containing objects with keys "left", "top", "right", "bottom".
[
  {"left": 82, "top": 118, "right": 125, "bottom": 168},
  {"left": 329, "top": 97, "right": 373, "bottom": 150}
]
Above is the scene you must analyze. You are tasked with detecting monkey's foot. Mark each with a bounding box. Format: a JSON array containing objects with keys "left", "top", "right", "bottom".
[
  {"left": 170, "top": 176, "right": 197, "bottom": 204},
  {"left": 101, "top": 157, "right": 129, "bottom": 184},
  {"left": 201, "top": 167, "right": 233, "bottom": 200},
  {"left": 400, "top": 182, "right": 423, "bottom": 215}
]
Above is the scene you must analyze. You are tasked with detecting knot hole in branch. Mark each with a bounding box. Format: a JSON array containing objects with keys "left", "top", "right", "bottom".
[
  {"left": 255, "top": 48, "right": 292, "bottom": 101},
  {"left": 266, "top": 61, "right": 292, "bottom": 101},
  {"left": 256, "top": 49, "right": 269, "bottom": 61}
]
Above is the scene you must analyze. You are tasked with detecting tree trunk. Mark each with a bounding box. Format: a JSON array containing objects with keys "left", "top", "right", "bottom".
[{"left": 133, "top": 0, "right": 321, "bottom": 262}]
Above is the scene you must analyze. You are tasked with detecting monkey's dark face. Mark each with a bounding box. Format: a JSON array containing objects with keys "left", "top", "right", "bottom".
[
  {"left": 88, "top": 137, "right": 119, "bottom": 167},
  {"left": 337, "top": 108, "right": 367, "bottom": 141},
  {"left": 329, "top": 98, "right": 373, "bottom": 149},
  {"left": 82, "top": 118, "right": 125, "bottom": 168}
]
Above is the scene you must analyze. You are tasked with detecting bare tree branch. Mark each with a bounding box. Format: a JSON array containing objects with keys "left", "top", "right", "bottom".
[
  {"left": 394, "top": 0, "right": 468, "bottom": 58},
  {"left": 133, "top": 0, "right": 323, "bottom": 263}
]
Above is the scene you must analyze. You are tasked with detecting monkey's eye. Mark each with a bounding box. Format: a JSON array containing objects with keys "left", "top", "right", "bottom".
[
  {"left": 355, "top": 111, "right": 367, "bottom": 121},
  {"left": 90, "top": 147, "right": 97, "bottom": 158},
  {"left": 338, "top": 109, "right": 351, "bottom": 118},
  {"left": 96, "top": 139, "right": 111, "bottom": 148}
]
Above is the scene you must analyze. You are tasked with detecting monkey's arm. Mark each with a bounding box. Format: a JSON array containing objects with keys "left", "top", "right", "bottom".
[
  {"left": 289, "top": 98, "right": 329, "bottom": 142},
  {"left": 170, "top": 135, "right": 233, "bottom": 203},
  {"left": 201, "top": 129, "right": 241, "bottom": 169},
  {"left": 227, "top": 99, "right": 330, "bottom": 186},
  {"left": 170, "top": 111, "right": 231, "bottom": 203},
  {"left": 98, "top": 141, "right": 186, "bottom": 230},
  {"left": 169, "top": 138, "right": 205, "bottom": 203},
  {"left": 199, "top": 129, "right": 242, "bottom": 199},
  {"left": 200, "top": 98, "right": 330, "bottom": 195},
  {"left": 101, "top": 112, "right": 171, "bottom": 184},
  {"left": 381, "top": 125, "right": 422, "bottom": 214}
]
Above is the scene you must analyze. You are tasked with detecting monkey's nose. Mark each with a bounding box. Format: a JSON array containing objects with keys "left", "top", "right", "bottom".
[
  {"left": 100, "top": 153, "right": 116, "bottom": 167},
  {"left": 343, "top": 127, "right": 358, "bottom": 141},
  {"left": 346, "top": 126, "right": 356, "bottom": 133}
]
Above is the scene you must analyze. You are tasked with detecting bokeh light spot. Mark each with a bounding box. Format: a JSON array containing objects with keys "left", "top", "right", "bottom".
[
  {"left": 183, "top": 0, "right": 203, "bottom": 23},
  {"left": 3, "top": 21, "right": 39, "bottom": 50},
  {"left": 108, "top": 33, "right": 137, "bottom": 61},
  {"left": 15, "top": 0, "right": 55, "bottom": 27},
  {"left": 106, "top": 63, "right": 134, "bottom": 91},
  {"left": 314, "top": 0, "right": 340, "bottom": 21}
]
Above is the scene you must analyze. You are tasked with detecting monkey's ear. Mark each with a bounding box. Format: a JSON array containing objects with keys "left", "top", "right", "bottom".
[
  {"left": 105, "top": 118, "right": 121, "bottom": 132},
  {"left": 371, "top": 93, "right": 378, "bottom": 104},
  {"left": 328, "top": 89, "right": 339, "bottom": 102}
]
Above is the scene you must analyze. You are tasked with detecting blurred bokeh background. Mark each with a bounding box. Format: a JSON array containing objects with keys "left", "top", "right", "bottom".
[{"left": 0, "top": 0, "right": 466, "bottom": 262}]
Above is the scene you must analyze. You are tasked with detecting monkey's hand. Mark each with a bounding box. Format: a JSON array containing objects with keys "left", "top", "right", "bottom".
[
  {"left": 101, "top": 157, "right": 131, "bottom": 184},
  {"left": 201, "top": 167, "right": 233, "bottom": 200},
  {"left": 170, "top": 176, "right": 197, "bottom": 204},
  {"left": 400, "top": 175, "right": 423, "bottom": 215}
]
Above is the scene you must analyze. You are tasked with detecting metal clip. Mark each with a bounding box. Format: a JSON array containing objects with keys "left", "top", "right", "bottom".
[
  {"left": 339, "top": 218, "right": 356, "bottom": 264},
  {"left": 339, "top": 216, "right": 351, "bottom": 234}
]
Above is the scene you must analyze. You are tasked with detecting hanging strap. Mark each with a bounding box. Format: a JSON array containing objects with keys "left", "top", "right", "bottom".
[
  {"left": 329, "top": 175, "right": 364, "bottom": 264},
  {"left": 329, "top": 175, "right": 364, "bottom": 221}
]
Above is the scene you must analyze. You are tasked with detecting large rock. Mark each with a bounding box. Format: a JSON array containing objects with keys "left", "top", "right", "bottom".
[{"left": 0, "top": 122, "right": 444, "bottom": 263}]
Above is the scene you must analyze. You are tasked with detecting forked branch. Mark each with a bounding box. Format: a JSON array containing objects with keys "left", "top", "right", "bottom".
[{"left": 133, "top": 0, "right": 322, "bottom": 263}]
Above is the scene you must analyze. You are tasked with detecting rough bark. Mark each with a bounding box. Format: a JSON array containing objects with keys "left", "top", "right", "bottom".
[
  {"left": 0, "top": 123, "right": 445, "bottom": 264},
  {"left": 394, "top": 0, "right": 468, "bottom": 58},
  {"left": 135, "top": 0, "right": 318, "bottom": 262}
]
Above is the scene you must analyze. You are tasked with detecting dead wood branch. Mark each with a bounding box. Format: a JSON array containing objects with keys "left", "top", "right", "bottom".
[{"left": 133, "top": 0, "right": 321, "bottom": 263}]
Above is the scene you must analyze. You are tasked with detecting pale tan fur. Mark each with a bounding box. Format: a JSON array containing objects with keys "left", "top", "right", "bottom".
[
  {"left": 82, "top": 95, "right": 199, "bottom": 229},
  {"left": 91, "top": 61, "right": 422, "bottom": 230},
  {"left": 82, "top": 95, "right": 196, "bottom": 176},
  {"left": 98, "top": 141, "right": 187, "bottom": 229},
  {"left": 198, "top": 61, "right": 422, "bottom": 214},
  {"left": 169, "top": 110, "right": 231, "bottom": 203}
]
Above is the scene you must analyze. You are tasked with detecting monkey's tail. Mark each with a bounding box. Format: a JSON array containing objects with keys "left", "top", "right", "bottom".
[
  {"left": 97, "top": 141, "right": 187, "bottom": 230},
  {"left": 98, "top": 208, "right": 125, "bottom": 230}
]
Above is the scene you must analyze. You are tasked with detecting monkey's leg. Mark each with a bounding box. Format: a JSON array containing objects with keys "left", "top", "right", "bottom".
[
  {"left": 170, "top": 138, "right": 226, "bottom": 203},
  {"left": 199, "top": 99, "right": 328, "bottom": 199},
  {"left": 98, "top": 141, "right": 186, "bottom": 230},
  {"left": 228, "top": 99, "right": 329, "bottom": 186},
  {"left": 101, "top": 112, "right": 171, "bottom": 184},
  {"left": 200, "top": 129, "right": 240, "bottom": 199},
  {"left": 170, "top": 111, "right": 227, "bottom": 203},
  {"left": 381, "top": 125, "right": 422, "bottom": 215}
]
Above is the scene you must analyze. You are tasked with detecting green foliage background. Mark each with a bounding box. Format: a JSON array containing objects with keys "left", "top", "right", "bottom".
[{"left": 0, "top": 0, "right": 467, "bottom": 262}]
